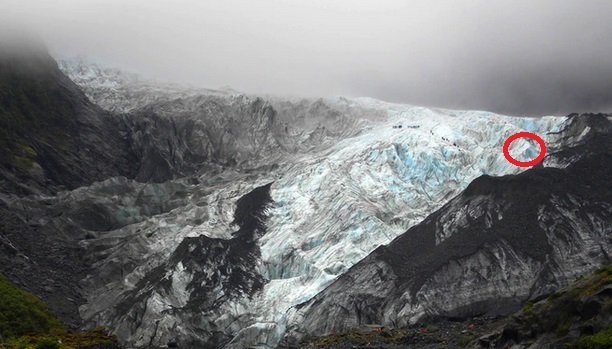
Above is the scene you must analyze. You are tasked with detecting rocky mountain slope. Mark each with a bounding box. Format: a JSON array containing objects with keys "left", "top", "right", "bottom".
[
  {"left": 0, "top": 273, "right": 119, "bottom": 349},
  {"left": 476, "top": 265, "right": 612, "bottom": 349},
  {"left": 1, "top": 45, "right": 608, "bottom": 349},
  {"left": 293, "top": 266, "right": 612, "bottom": 349},
  {"left": 0, "top": 42, "right": 136, "bottom": 196},
  {"left": 280, "top": 113, "right": 611, "bottom": 347},
  {"left": 1, "top": 42, "right": 140, "bottom": 328}
]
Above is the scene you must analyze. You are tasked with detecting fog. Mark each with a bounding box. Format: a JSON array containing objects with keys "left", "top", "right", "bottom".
[{"left": 3, "top": 0, "right": 612, "bottom": 115}]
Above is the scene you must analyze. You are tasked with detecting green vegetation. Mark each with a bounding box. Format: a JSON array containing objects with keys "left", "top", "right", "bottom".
[
  {"left": 12, "top": 144, "right": 38, "bottom": 171},
  {"left": 31, "top": 338, "right": 59, "bottom": 349},
  {"left": 2, "top": 328, "right": 116, "bottom": 349},
  {"left": 572, "top": 327, "right": 612, "bottom": 349},
  {"left": 521, "top": 301, "right": 534, "bottom": 313},
  {"left": 457, "top": 334, "right": 476, "bottom": 347},
  {"left": 0, "top": 274, "right": 117, "bottom": 349},
  {"left": 581, "top": 266, "right": 612, "bottom": 297},
  {"left": 495, "top": 265, "right": 612, "bottom": 348},
  {"left": 529, "top": 265, "right": 611, "bottom": 335},
  {"left": 0, "top": 274, "right": 64, "bottom": 339},
  {"left": 555, "top": 322, "right": 570, "bottom": 337}
]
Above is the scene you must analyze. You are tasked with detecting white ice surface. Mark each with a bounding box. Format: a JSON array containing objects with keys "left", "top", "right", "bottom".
[{"left": 233, "top": 102, "right": 565, "bottom": 347}]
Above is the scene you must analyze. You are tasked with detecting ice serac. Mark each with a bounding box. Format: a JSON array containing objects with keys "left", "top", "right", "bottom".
[
  {"left": 122, "top": 95, "right": 281, "bottom": 182},
  {"left": 281, "top": 114, "right": 612, "bottom": 346}
]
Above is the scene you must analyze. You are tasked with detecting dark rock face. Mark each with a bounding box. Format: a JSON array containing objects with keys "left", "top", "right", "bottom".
[
  {"left": 0, "top": 205, "right": 87, "bottom": 328},
  {"left": 281, "top": 114, "right": 612, "bottom": 345},
  {"left": 0, "top": 42, "right": 137, "bottom": 195},
  {"left": 292, "top": 267, "right": 612, "bottom": 349},
  {"left": 544, "top": 112, "right": 612, "bottom": 167},
  {"left": 122, "top": 96, "right": 281, "bottom": 183},
  {"left": 0, "top": 44, "right": 203, "bottom": 327},
  {"left": 474, "top": 267, "right": 612, "bottom": 349}
]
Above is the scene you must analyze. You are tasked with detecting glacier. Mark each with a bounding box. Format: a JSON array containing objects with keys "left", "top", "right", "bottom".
[
  {"left": 46, "top": 60, "right": 571, "bottom": 348},
  {"left": 279, "top": 113, "right": 612, "bottom": 347},
  {"left": 222, "top": 104, "right": 565, "bottom": 348}
]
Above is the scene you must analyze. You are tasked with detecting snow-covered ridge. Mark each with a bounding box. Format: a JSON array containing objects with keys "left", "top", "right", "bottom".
[
  {"left": 59, "top": 58, "right": 234, "bottom": 112},
  {"left": 52, "top": 59, "right": 568, "bottom": 348}
]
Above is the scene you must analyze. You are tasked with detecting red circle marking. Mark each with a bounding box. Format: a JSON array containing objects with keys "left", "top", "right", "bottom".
[{"left": 502, "top": 131, "right": 547, "bottom": 167}]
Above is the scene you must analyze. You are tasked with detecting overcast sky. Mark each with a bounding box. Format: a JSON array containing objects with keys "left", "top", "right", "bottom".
[{"left": 3, "top": 0, "right": 612, "bottom": 115}]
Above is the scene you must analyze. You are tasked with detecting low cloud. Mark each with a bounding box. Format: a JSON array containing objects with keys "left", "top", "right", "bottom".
[{"left": 3, "top": 0, "right": 612, "bottom": 115}]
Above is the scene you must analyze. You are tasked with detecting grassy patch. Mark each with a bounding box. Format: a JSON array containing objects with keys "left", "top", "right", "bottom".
[
  {"left": 555, "top": 322, "right": 570, "bottom": 337},
  {"left": 0, "top": 274, "right": 64, "bottom": 339},
  {"left": 0, "top": 274, "right": 117, "bottom": 349},
  {"left": 504, "top": 265, "right": 612, "bottom": 347},
  {"left": 458, "top": 334, "right": 476, "bottom": 347},
  {"left": 1, "top": 328, "right": 117, "bottom": 349},
  {"left": 572, "top": 326, "right": 612, "bottom": 349},
  {"left": 579, "top": 267, "right": 612, "bottom": 297},
  {"left": 12, "top": 144, "right": 37, "bottom": 171},
  {"left": 521, "top": 302, "right": 534, "bottom": 313}
]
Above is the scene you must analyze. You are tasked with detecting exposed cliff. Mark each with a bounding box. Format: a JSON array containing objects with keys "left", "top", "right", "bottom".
[
  {"left": 476, "top": 265, "right": 612, "bottom": 349},
  {"left": 290, "top": 266, "right": 612, "bottom": 349},
  {"left": 0, "top": 42, "right": 137, "bottom": 195}
]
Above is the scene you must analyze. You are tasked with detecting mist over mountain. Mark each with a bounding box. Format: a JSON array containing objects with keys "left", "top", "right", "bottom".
[{"left": 4, "top": 0, "right": 612, "bottom": 115}]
